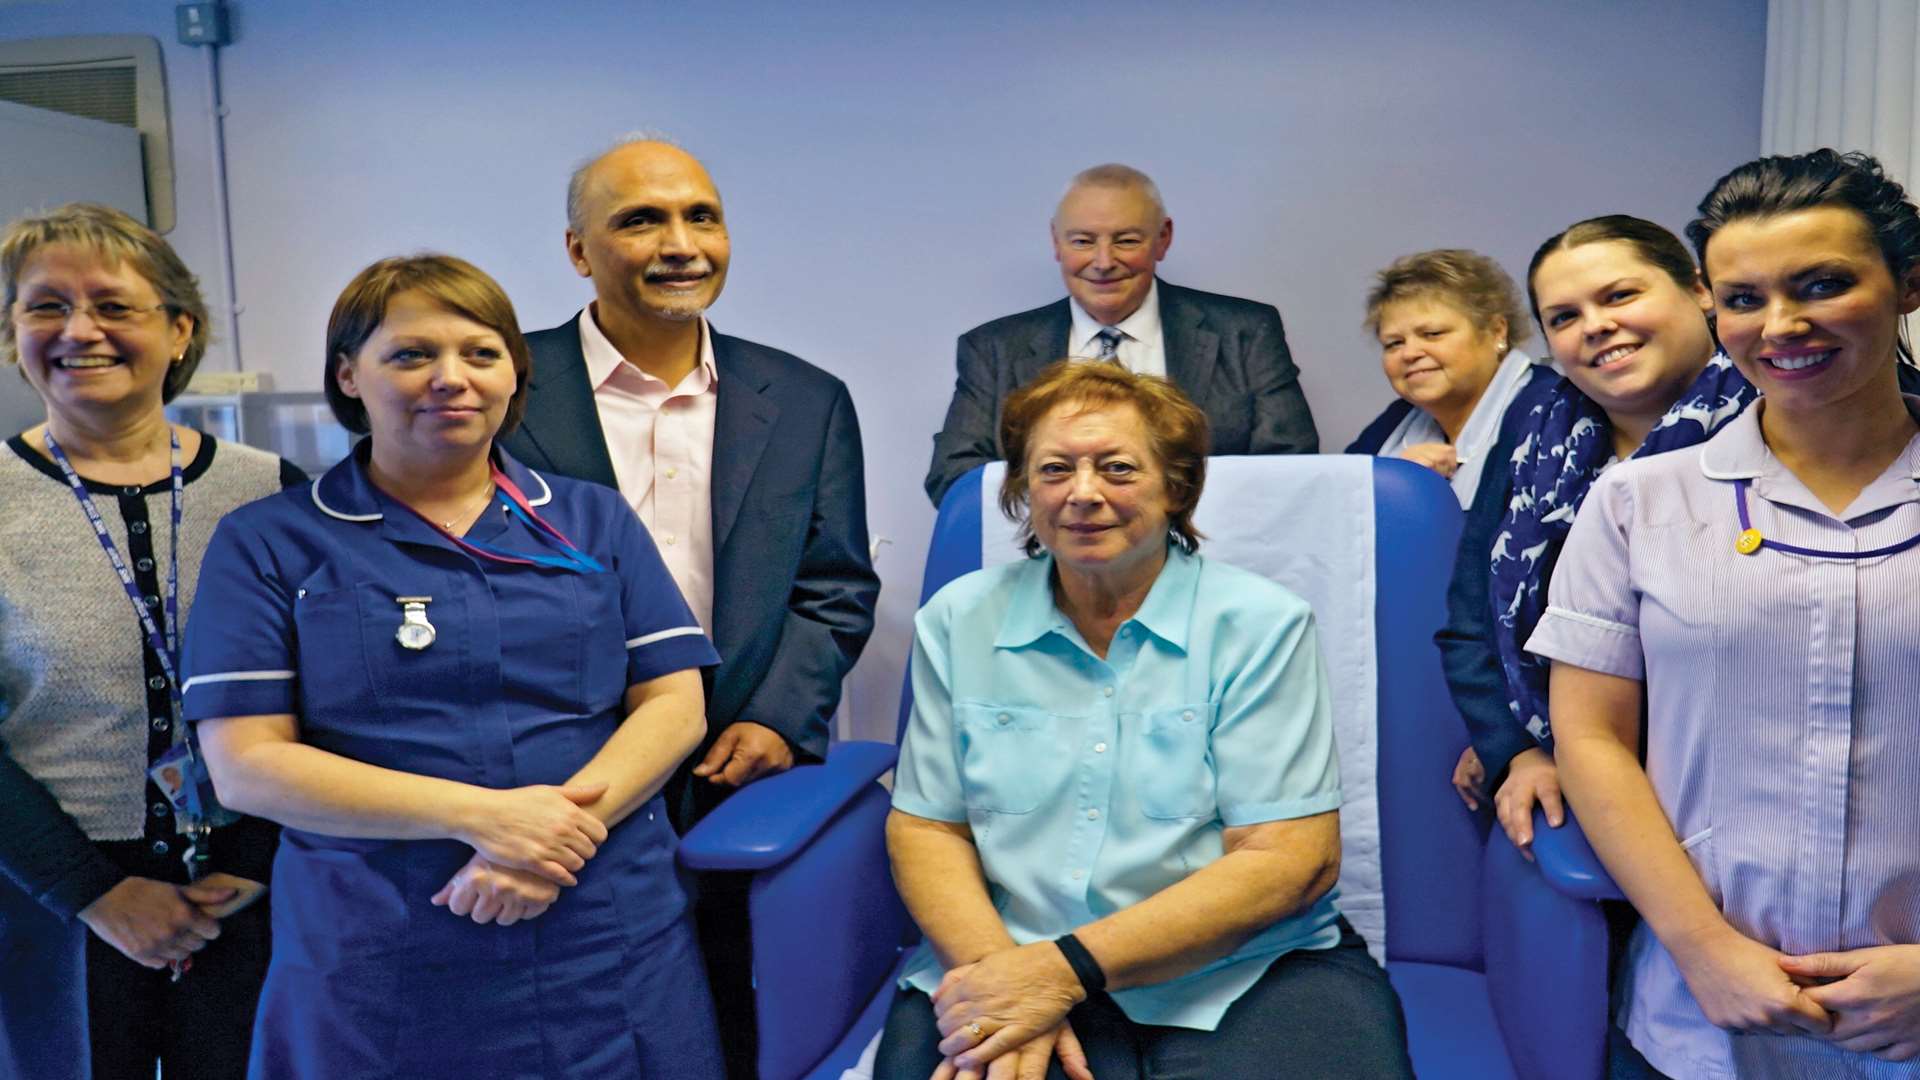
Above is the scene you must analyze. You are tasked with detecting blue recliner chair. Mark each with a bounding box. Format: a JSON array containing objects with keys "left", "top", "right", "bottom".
[
  {"left": 680, "top": 457, "right": 1615, "bottom": 1080},
  {"left": 1369, "top": 459, "right": 1613, "bottom": 1080}
]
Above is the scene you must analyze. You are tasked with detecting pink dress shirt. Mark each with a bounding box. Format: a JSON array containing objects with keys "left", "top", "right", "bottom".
[{"left": 578, "top": 305, "right": 717, "bottom": 633}]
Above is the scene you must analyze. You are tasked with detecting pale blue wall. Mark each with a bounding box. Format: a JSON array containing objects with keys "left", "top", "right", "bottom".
[{"left": 2, "top": 0, "right": 1767, "bottom": 736}]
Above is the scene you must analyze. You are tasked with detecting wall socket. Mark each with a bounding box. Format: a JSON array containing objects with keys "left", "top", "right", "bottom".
[{"left": 176, "top": 3, "right": 231, "bottom": 46}]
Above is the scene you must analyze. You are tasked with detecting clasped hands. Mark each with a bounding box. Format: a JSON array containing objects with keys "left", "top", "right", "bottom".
[
  {"left": 429, "top": 723, "right": 798, "bottom": 926},
  {"left": 432, "top": 779, "right": 609, "bottom": 926},
  {"left": 926, "top": 942, "right": 1095, "bottom": 1080},
  {"left": 1679, "top": 926, "right": 1920, "bottom": 1061},
  {"left": 78, "top": 875, "right": 248, "bottom": 969}
]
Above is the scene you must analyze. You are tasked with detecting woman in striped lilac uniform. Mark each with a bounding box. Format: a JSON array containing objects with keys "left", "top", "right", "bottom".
[{"left": 1535, "top": 150, "right": 1920, "bottom": 1078}]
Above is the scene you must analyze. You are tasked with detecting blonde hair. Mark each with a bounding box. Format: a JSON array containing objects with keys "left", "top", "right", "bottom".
[
  {"left": 1363, "top": 248, "right": 1529, "bottom": 351},
  {"left": 1, "top": 203, "right": 210, "bottom": 402}
]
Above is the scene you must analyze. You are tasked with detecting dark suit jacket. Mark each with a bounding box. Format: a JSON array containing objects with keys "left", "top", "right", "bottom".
[
  {"left": 501, "top": 316, "right": 879, "bottom": 827},
  {"left": 924, "top": 279, "right": 1319, "bottom": 505}
]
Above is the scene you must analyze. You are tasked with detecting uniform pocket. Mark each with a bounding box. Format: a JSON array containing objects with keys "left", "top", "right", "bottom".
[
  {"left": 1134, "top": 702, "right": 1217, "bottom": 820},
  {"left": 291, "top": 583, "right": 378, "bottom": 724},
  {"left": 572, "top": 571, "right": 628, "bottom": 712},
  {"left": 1678, "top": 826, "right": 1717, "bottom": 903},
  {"left": 954, "top": 704, "right": 1075, "bottom": 815},
  {"left": 352, "top": 582, "right": 469, "bottom": 717}
]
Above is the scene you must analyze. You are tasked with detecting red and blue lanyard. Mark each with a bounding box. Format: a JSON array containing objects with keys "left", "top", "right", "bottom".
[
  {"left": 399, "top": 460, "right": 605, "bottom": 573},
  {"left": 1734, "top": 477, "right": 1920, "bottom": 559}
]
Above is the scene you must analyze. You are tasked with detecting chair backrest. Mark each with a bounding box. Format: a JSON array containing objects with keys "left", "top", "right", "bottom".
[
  {"left": 901, "top": 465, "right": 985, "bottom": 738},
  {"left": 1368, "top": 458, "right": 1486, "bottom": 968},
  {"left": 905, "top": 458, "right": 1476, "bottom": 962}
]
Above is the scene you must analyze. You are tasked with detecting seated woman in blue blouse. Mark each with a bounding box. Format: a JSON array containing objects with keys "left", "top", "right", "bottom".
[
  {"left": 874, "top": 360, "right": 1412, "bottom": 1080},
  {"left": 1349, "top": 248, "right": 1545, "bottom": 507},
  {"left": 178, "top": 255, "right": 725, "bottom": 1079}
]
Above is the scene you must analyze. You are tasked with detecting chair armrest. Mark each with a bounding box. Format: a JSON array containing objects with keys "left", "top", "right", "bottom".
[
  {"left": 1530, "top": 806, "right": 1625, "bottom": 901},
  {"left": 677, "top": 740, "right": 898, "bottom": 872}
]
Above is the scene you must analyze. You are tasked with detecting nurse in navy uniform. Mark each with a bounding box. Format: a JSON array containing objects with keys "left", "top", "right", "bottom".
[{"left": 179, "top": 254, "right": 726, "bottom": 1079}]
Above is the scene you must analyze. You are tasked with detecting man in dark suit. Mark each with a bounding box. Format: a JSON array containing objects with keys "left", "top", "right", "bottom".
[
  {"left": 500, "top": 138, "right": 878, "bottom": 1078},
  {"left": 925, "top": 163, "right": 1319, "bottom": 505}
]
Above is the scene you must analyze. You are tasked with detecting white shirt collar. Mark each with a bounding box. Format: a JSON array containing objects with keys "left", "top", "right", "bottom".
[
  {"left": 577, "top": 304, "right": 718, "bottom": 391},
  {"left": 1068, "top": 279, "right": 1161, "bottom": 357}
]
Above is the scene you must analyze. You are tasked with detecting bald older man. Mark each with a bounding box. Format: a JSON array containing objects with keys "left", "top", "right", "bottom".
[
  {"left": 925, "top": 164, "right": 1319, "bottom": 506},
  {"left": 500, "top": 138, "right": 878, "bottom": 1078}
]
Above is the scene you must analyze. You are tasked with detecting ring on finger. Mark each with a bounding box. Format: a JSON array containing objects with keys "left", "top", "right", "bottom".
[{"left": 967, "top": 1021, "right": 985, "bottom": 1042}]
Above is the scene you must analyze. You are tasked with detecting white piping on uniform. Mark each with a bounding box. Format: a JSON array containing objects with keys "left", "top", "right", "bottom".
[
  {"left": 181, "top": 669, "right": 296, "bottom": 694},
  {"left": 527, "top": 470, "right": 553, "bottom": 507},
  {"left": 310, "top": 482, "right": 382, "bottom": 522},
  {"left": 626, "top": 626, "right": 704, "bottom": 649}
]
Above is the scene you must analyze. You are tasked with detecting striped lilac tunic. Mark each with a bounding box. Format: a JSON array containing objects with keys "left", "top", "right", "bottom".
[{"left": 1528, "top": 401, "right": 1920, "bottom": 1080}]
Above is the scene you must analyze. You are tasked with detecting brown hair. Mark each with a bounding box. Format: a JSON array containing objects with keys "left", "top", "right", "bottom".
[
  {"left": 998, "top": 359, "right": 1209, "bottom": 556},
  {"left": 1, "top": 203, "right": 210, "bottom": 402},
  {"left": 324, "top": 254, "right": 532, "bottom": 436},
  {"left": 1525, "top": 215, "right": 1700, "bottom": 334},
  {"left": 1363, "top": 248, "right": 1530, "bottom": 350}
]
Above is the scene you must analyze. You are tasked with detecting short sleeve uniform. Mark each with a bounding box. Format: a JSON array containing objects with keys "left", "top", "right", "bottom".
[
  {"left": 181, "top": 443, "right": 723, "bottom": 1080},
  {"left": 892, "top": 548, "right": 1342, "bottom": 1030},
  {"left": 1527, "top": 403, "right": 1920, "bottom": 1080}
]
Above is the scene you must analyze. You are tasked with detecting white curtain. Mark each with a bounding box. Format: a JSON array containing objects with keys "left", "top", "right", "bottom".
[
  {"left": 1763, "top": 0, "right": 1920, "bottom": 345},
  {"left": 1763, "top": 0, "right": 1918, "bottom": 178}
]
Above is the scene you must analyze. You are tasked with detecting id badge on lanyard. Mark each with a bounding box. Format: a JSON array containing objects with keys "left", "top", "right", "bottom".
[{"left": 44, "top": 431, "right": 238, "bottom": 862}]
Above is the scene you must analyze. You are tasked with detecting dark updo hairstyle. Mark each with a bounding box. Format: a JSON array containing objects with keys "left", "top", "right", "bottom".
[
  {"left": 324, "top": 254, "right": 533, "bottom": 436},
  {"left": 1525, "top": 214, "right": 1701, "bottom": 338},
  {"left": 1687, "top": 149, "right": 1920, "bottom": 361}
]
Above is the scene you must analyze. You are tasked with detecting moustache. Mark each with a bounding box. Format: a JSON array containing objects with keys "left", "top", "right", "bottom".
[{"left": 645, "top": 261, "right": 715, "bottom": 283}]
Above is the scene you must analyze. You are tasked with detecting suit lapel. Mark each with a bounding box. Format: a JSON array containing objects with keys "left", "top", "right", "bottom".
[
  {"left": 1159, "top": 283, "right": 1219, "bottom": 408},
  {"left": 710, "top": 332, "right": 778, "bottom": 555},
  {"left": 518, "top": 316, "right": 619, "bottom": 490},
  {"left": 1019, "top": 301, "right": 1073, "bottom": 384}
]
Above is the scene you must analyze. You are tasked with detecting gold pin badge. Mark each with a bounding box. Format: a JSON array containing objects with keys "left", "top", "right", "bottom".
[{"left": 1735, "top": 529, "right": 1764, "bottom": 556}]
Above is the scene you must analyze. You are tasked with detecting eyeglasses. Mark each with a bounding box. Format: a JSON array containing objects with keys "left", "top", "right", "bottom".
[{"left": 13, "top": 299, "right": 168, "bottom": 329}]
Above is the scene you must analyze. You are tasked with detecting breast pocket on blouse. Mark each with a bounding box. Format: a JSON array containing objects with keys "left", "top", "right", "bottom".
[
  {"left": 353, "top": 582, "right": 471, "bottom": 715},
  {"left": 291, "top": 584, "right": 378, "bottom": 724},
  {"left": 1679, "top": 826, "right": 1720, "bottom": 906},
  {"left": 294, "top": 581, "right": 471, "bottom": 733},
  {"left": 571, "top": 571, "right": 628, "bottom": 713},
  {"left": 954, "top": 704, "right": 1075, "bottom": 815},
  {"left": 1133, "top": 702, "right": 1218, "bottom": 820}
]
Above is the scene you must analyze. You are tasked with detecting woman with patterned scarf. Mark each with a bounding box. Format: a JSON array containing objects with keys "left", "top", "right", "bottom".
[{"left": 1435, "top": 215, "right": 1754, "bottom": 850}]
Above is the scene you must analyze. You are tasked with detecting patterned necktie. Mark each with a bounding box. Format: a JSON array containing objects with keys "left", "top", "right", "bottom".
[{"left": 1095, "top": 327, "right": 1124, "bottom": 362}]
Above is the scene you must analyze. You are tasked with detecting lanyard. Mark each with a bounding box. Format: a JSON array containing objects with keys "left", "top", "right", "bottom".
[
  {"left": 43, "top": 429, "right": 184, "bottom": 708},
  {"left": 1733, "top": 478, "right": 1920, "bottom": 559},
  {"left": 399, "top": 461, "right": 606, "bottom": 574}
]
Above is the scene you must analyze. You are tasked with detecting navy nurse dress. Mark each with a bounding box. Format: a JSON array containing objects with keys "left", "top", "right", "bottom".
[{"left": 180, "top": 443, "right": 725, "bottom": 1080}]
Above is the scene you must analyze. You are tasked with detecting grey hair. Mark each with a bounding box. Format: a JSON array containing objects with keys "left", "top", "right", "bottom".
[
  {"left": 1056, "top": 163, "right": 1166, "bottom": 225},
  {"left": 565, "top": 129, "right": 682, "bottom": 235}
]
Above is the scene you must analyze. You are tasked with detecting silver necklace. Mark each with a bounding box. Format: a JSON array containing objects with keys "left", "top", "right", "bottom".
[{"left": 438, "top": 482, "right": 496, "bottom": 532}]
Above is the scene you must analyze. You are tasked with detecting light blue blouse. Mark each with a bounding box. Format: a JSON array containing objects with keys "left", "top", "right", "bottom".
[{"left": 892, "top": 546, "right": 1343, "bottom": 1030}]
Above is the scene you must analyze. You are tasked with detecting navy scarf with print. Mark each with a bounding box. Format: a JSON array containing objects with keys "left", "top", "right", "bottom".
[{"left": 1489, "top": 352, "right": 1754, "bottom": 745}]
